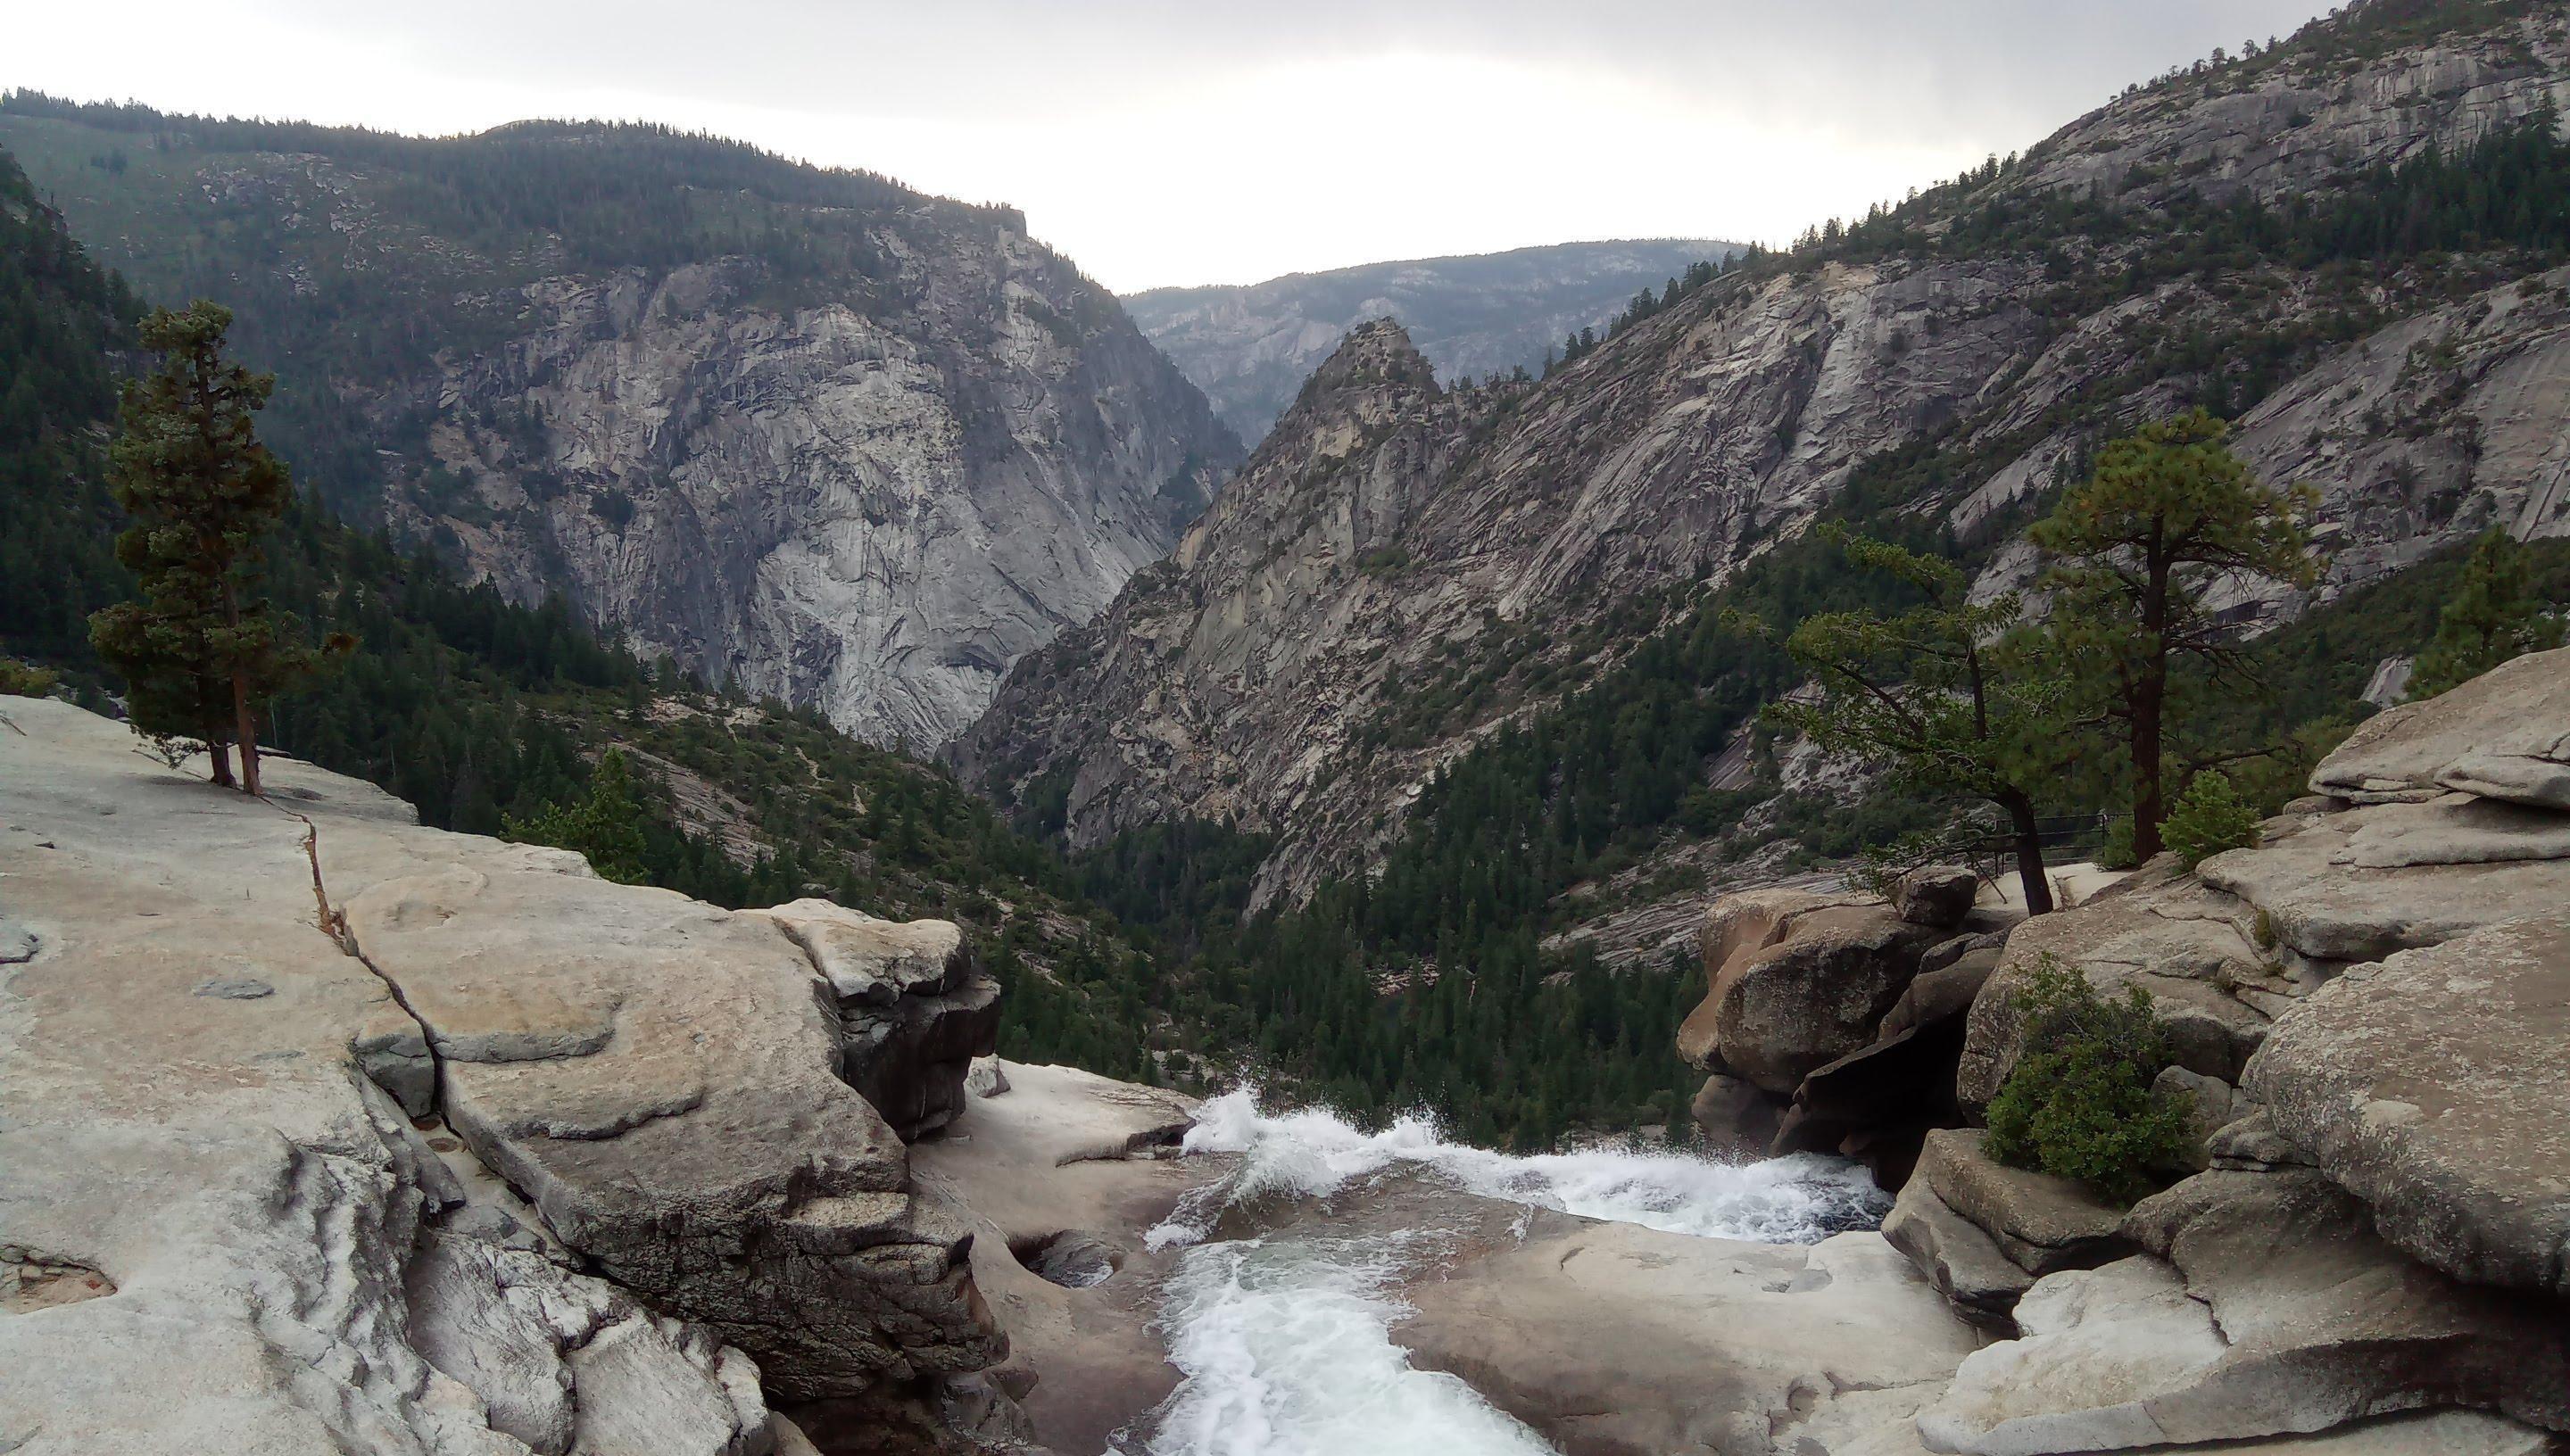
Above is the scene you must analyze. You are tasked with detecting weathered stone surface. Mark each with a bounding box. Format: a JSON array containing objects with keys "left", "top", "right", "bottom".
[
  {"left": 1958, "top": 858, "right": 2277, "bottom": 1114},
  {"left": 0, "top": 699, "right": 769, "bottom": 1455},
  {"left": 2245, "top": 912, "right": 2570, "bottom": 1296},
  {"left": 909, "top": 1062, "right": 1222, "bottom": 1455},
  {"left": 2309, "top": 647, "right": 2570, "bottom": 808},
  {"left": 1918, "top": 1168, "right": 2570, "bottom": 1453},
  {"left": 1894, "top": 866, "right": 1983, "bottom": 929},
  {"left": 1706, "top": 906, "right": 1948, "bottom": 1095},
  {"left": 2199, "top": 805, "right": 2570, "bottom": 965},
  {"left": 2150, "top": 1065, "right": 2239, "bottom": 1172},
  {"left": 964, "top": 1056, "right": 1009, "bottom": 1099},
  {"left": 336, "top": 843, "right": 1003, "bottom": 1406},
  {"left": 1679, "top": 888, "right": 1865, "bottom": 1069},
  {"left": 1916, "top": 1129, "right": 2132, "bottom": 1277},
  {"left": 742, "top": 899, "right": 1003, "bottom": 1142},
  {"left": 1879, "top": 948, "right": 2002, "bottom": 1042},
  {"left": 1882, "top": 1177, "right": 2035, "bottom": 1320},
  {"left": 1396, "top": 1220, "right": 1984, "bottom": 1456},
  {"left": 2338, "top": 792, "right": 2570, "bottom": 869}
]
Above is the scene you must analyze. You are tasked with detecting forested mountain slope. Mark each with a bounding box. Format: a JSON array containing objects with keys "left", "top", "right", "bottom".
[
  {"left": 960, "top": 0, "right": 2570, "bottom": 911},
  {"left": 1126, "top": 237, "right": 1737, "bottom": 444},
  {"left": 0, "top": 95, "right": 1240, "bottom": 749},
  {"left": 0, "top": 139, "right": 1169, "bottom": 1081}
]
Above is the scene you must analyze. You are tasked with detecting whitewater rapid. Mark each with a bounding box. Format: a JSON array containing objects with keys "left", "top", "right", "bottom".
[{"left": 1123, "top": 1089, "right": 1887, "bottom": 1456}]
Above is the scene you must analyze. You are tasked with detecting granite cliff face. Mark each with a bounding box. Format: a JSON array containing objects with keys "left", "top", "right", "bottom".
[
  {"left": 0, "top": 111, "right": 1240, "bottom": 749},
  {"left": 1124, "top": 238, "right": 1737, "bottom": 445},
  {"left": 959, "top": 3, "right": 2570, "bottom": 903}
]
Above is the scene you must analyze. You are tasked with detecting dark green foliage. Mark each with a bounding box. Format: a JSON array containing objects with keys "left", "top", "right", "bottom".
[
  {"left": 2031, "top": 410, "right": 2318, "bottom": 860},
  {"left": 1984, "top": 956, "right": 2195, "bottom": 1204},
  {"left": 2160, "top": 772, "right": 2262, "bottom": 867},
  {"left": 503, "top": 747, "right": 652, "bottom": 882},
  {"left": 0, "top": 147, "right": 138, "bottom": 668},
  {"left": 2407, "top": 527, "right": 2566, "bottom": 699},
  {"left": 0, "top": 656, "right": 58, "bottom": 696},
  {"left": 88, "top": 300, "right": 324, "bottom": 790}
]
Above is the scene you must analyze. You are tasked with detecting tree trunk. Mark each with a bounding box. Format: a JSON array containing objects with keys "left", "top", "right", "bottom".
[
  {"left": 2001, "top": 790, "right": 2056, "bottom": 915},
  {"left": 208, "top": 740, "right": 236, "bottom": 788},
  {"left": 2131, "top": 674, "right": 2165, "bottom": 861},
  {"left": 232, "top": 670, "right": 261, "bottom": 797}
]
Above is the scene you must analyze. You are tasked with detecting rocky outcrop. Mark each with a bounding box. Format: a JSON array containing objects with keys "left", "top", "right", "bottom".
[
  {"left": 1679, "top": 882, "right": 2013, "bottom": 1181},
  {"left": 1916, "top": 1169, "right": 2570, "bottom": 1453},
  {"left": 1393, "top": 1213, "right": 1985, "bottom": 1456},
  {"left": 0, "top": 699, "right": 1022, "bottom": 1452},
  {"left": 1125, "top": 238, "right": 1737, "bottom": 444},
  {"left": 963, "top": 9, "right": 2570, "bottom": 907},
  {"left": 2245, "top": 911, "right": 2570, "bottom": 1297},
  {"left": 2310, "top": 646, "right": 2570, "bottom": 807},
  {"left": 747, "top": 901, "right": 1002, "bottom": 1141},
  {"left": 8, "top": 116, "right": 1240, "bottom": 749}
]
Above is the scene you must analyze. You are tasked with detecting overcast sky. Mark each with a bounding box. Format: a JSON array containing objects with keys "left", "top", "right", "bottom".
[{"left": 14, "top": 1, "right": 2341, "bottom": 293}]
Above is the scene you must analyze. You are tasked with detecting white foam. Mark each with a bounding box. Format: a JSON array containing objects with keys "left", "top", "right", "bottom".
[
  {"left": 1139, "top": 1235, "right": 1557, "bottom": 1456},
  {"left": 1155, "top": 1087, "right": 1886, "bottom": 1247},
  {"left": 1127, "top": 1088, "right": 1893, "bottom": 1456}
]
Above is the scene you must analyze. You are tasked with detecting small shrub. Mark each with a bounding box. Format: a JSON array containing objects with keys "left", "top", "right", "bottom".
[
  {"left": 0, "top": 657, "right": 60, "bottom": 697},
  {"left": 1984, "top": 955, "right": 2195, "bottom": 1204},
  {"left": 2163, "top": 773, "right": 2261, "bottom": 866}
]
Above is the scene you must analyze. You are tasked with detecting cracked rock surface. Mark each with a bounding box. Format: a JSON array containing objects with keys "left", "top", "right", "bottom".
[{"left": 0, "top": 699, "right": 1003, "bottom": 1452}]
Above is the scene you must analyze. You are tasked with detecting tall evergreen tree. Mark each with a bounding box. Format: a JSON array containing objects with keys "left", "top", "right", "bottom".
[
  {"left": 2030, "top": 410, "right": 2317, "bottom": 861},
  {"left": 89, "top": 301, "right": 317, "bottom": 792},
  {"left": 2406, "top": 527, "right": 2564, "bottom": 699},
  {"left": 1750, "top": 526, "right": 2068, "bottom": 912}
]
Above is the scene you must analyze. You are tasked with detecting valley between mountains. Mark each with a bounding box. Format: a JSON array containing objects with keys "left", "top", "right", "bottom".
[{"left": 4, "top": 1, "right": 2570, "bottom": 1454}]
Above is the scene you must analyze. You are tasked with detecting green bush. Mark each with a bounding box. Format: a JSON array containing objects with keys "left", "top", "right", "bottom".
[
  {"left": 1984, "top": 955, "right": 2195, "bottom": 1204},
  {"left": 0, "top": 657, "right": 59, "bottom": 697},
  {"left": 2162, "top": 772, "right": 2262, "bottom": 867}
]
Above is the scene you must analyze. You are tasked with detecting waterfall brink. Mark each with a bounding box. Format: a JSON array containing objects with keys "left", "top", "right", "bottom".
[{"left": 1124, "top": 1088, "right": 1890, "bottom": 1456}]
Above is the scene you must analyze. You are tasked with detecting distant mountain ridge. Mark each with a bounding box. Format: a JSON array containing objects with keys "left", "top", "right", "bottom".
[
  {"left": 961, "top": 0, "right": 2570, "bottom": 910},
  {"left": 1125, "top": 238, "right": 1739, "bottom": 444},
  {"left": 0, "top": 95, "right": 1240, "bottom": 749}
]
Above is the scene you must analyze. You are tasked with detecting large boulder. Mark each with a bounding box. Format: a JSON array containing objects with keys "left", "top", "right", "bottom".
[
  {"left": 1956, "top": 859, "right": 2280, "bottom": 1116},
  {"left": 2309, "top": 646, "right": 2570, "bottom": 808},
  {"left": 336, "top": 845, "right": 1004, "bottom": 1410},
  {"left": 746, "top": 900, "right": 1003, "bottom": 1141},
  {"left": 1913, "top": 1129, "right": 2131, "bottom": 1277},
  {"left": 1915, "top": 1168, "right": 2570, "bottom": 1453},
  {"left": 1701, "top": 904, "right": 1949, "bottom": 1095},
  {"left": 0, "top": 699, "right": 771, "bottom": 1455},
  {"left": 1395, "top": 1218, "right": 1985, "bottom": 1456},
  {"left": 1894, "top": 866, "right": 1983, "bottom": 929},
  {"left": 1677, "top": 887, "right": 1865, "bottom": 1069},
  {"left": 2197, "top": 800, "right": 2570, "bottom": 968},
  {"left": 1880, "top": 1177, "right": 2035, "bottom": 1320},
  {"left": 2244, "top": 911, "right": 2570, "bottom": 1296}
]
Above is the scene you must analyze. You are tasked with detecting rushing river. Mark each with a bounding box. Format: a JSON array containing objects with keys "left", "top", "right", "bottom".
[{"left": 1122, "top": 1090, "right": 1888, "bottom": 1456}]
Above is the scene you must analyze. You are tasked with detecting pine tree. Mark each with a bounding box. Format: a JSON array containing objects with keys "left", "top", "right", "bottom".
[
  {"left": 1745, "top": 525, "right": 2069, "bottom": 912},
  {"left": 88, "top": 302, "right": 313, "bottom": 792},
  {"left": 2407, "top": 528, "right": 2564, "bottom": 699},
  {"left": 2030, "top": 410, "right": 2317, "bottom": 861}
]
